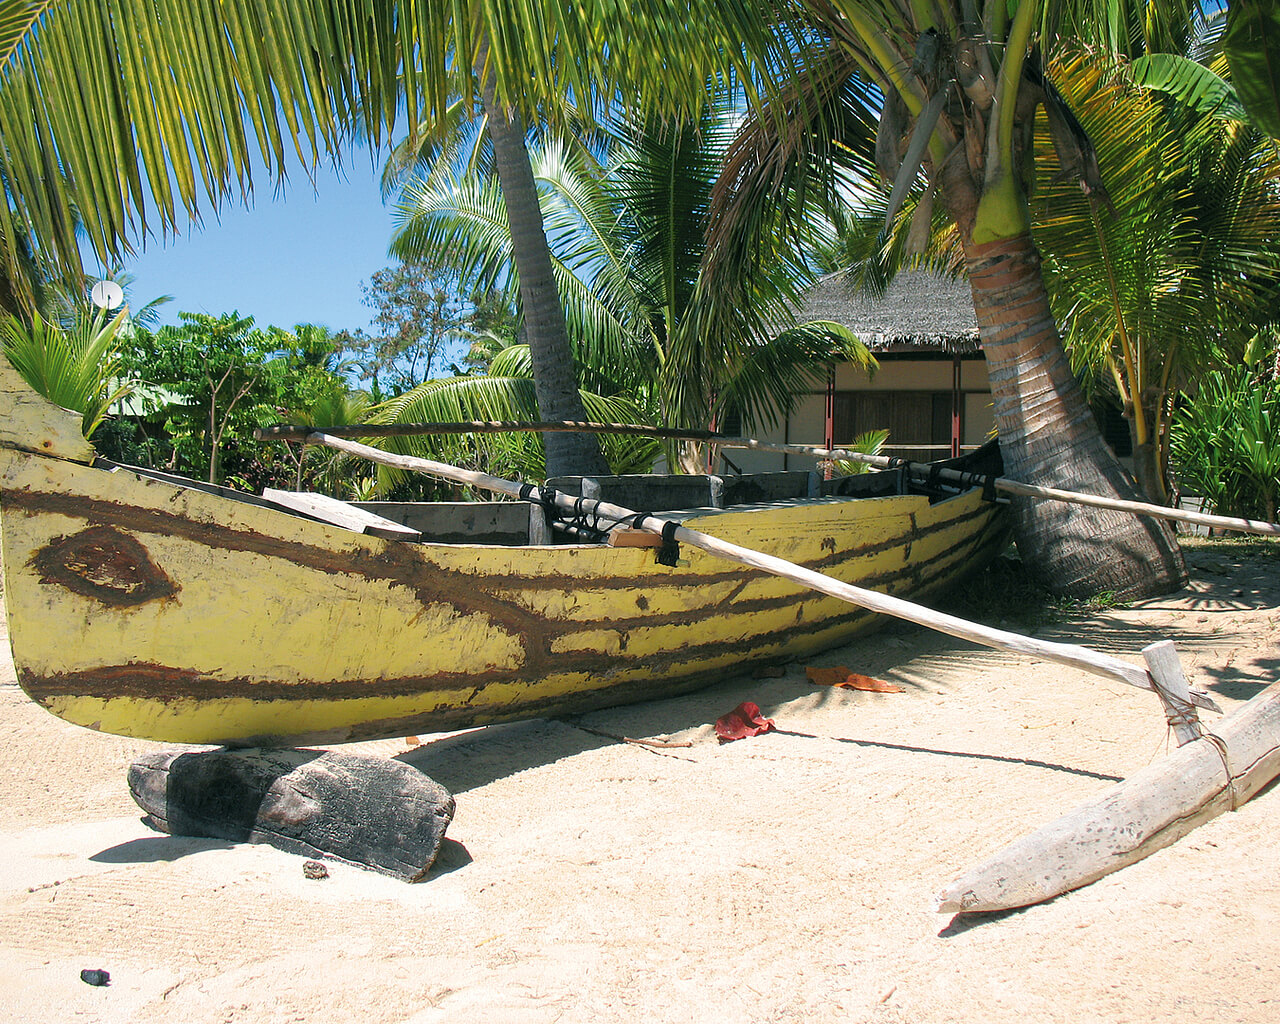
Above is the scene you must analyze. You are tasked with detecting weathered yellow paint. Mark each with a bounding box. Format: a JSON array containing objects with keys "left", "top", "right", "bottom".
[
  {"left": 3, "top": 496, "right": 527, "bottom": 684},
  {"left": 0, "top": 358, "right": 95, "bottom": 463},
  {"left": 0, "top": 433, "right": 1008, "bottom": 745}
]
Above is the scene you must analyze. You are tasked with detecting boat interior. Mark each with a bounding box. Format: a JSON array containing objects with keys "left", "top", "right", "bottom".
[{"left": 106, "top": 443, "right": 1001, "bottom": 548}]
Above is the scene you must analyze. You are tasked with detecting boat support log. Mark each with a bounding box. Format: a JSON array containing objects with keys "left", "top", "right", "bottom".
[{"left": 304, "top": 432, "right": 1219, "bottom": 719}]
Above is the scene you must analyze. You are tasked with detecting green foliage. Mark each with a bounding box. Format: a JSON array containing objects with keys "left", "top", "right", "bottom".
[
  {"left": 122, "top": 311, "right": 359, "bottom": 487},
  {"left": 1, "top": 309, "right": 132, "bottom": 437},
  {"left": 1130, "top": 53, "right": 1247, "bottom": 122},
  {"left": 125, "top": 312, "right": 282, "bottom": 483},
  {"left": 1170, "top": 363, "right": 1280, "bottom": 522},
  {"left": 346, "top": 259, "right": 477, "bottom": 392},
  {"left": 833, "top": 429, "right": 890, "bottom": 476},
  {"left": 1031, "top": 47, "right": 1280, "bottom": 502},
  {"left": 90, "top": 416, "right": 173, "bottom": 469},
  {"left": 1223, "top": 0, "right": 1280, "bottom": 138},
  {"left": 277, "top": 387, "right": 374, "bottom": 493},
  {"left": 389, "top": 104, "right": 873, "bottom": 475},
  {"left": 453, "top": 290, "right": 520, "bottom": 373},
  {"left": 0, "top": 1, "right": 779, "bottom": 310}
]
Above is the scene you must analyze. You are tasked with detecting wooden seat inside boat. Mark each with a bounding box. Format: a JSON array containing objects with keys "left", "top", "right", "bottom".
[
  {"left": 266, "top": 492, "right": 551, "bottom": 546},
  {"left": 350, "top": 500, "right": 551, "bottom": 545},
  {"left": 110, "top": 440, "right": 1001, "bottom": 551}
]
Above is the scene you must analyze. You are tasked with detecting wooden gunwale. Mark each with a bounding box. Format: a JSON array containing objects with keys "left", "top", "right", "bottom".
[{"left": 260, "top": 420, "right": 1280, "bottom": 538}]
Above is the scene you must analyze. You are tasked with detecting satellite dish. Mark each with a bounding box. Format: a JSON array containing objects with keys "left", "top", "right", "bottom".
[{"left": 90, "top": 280, "right": 125, "bottom": 310}]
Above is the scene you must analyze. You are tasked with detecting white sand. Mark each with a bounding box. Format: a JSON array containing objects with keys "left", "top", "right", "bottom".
[{"left": 2, "top": 544, "right": 1278, "bottom": 1023}]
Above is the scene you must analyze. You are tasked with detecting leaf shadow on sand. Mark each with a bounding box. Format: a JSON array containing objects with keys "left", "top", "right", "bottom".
[{"left": 774, "top": 729, "right": 1125, "bottom": 783}]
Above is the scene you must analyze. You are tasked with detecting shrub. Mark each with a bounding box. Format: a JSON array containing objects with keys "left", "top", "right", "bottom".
[{"left": 1171, "top": 366, "right": 1280, "bottom": 522}]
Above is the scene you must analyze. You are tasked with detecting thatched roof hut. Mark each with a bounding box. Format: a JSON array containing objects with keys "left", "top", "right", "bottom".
[{"left": 798, "top": 270, "right": 980, "bottom": 354}]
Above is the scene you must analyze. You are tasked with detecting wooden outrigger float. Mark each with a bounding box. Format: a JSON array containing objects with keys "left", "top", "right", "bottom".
[
  {"left": 4, "top": 360, "right": 1277, "bottom": 908},
  {"left": 936, "top": 677, "right": 1280, "bottom": 914}
]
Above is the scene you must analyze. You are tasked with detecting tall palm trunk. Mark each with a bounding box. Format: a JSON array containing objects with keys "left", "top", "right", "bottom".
[
  {"left": 965, "top": 234, "right": 1186, "bottom": 598},
  {"left": 477, "top": 60, "right": 609, "bottom": 479}
]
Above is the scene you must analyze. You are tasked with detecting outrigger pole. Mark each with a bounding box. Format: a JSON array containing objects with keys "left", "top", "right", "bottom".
[
  {"left": 296, "top": 431, "right": 1219, "bottom": 737},
  {"left": 258, "top": 420, "right": 1280, "bottom": 539},
  {"left": 285, "top": 430, "right": 1260, "bottom": 910}
]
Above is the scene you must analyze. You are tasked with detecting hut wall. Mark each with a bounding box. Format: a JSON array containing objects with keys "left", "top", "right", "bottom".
[
  {"left": 722, "top": 355, "right": 994, "bottom": 475},
  {"left": 832, "top": 358, "right": 988, "bottom": 391}
]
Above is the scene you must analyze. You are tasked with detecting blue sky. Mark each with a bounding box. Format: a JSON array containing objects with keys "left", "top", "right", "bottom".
[{"left": 81, "top": 150, "right": 402, "bottom": 336}]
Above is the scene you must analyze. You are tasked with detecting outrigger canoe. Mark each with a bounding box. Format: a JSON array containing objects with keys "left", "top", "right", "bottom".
[{"left": 0, "top": 360, "right": 1008, "bottom": 746}]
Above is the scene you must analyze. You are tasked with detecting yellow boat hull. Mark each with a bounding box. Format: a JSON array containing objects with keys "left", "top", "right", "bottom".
[{"left": 0, "top": 448, "right": 1008, "bottom": 745}]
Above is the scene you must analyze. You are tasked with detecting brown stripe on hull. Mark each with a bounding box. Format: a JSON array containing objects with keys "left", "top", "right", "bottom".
[
  {"left": 21, "top": 506, "right": 1008, "bottom": 715},
  {"left": 5, "top": 482, "right": 992, "bottom": 590}
]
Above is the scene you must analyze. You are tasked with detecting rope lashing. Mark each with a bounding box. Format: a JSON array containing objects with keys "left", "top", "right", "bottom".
[{"left": 1203, "top": 731, "right": 1243, "bottom": 812}]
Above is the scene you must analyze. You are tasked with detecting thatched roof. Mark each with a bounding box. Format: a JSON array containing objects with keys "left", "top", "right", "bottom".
[{"left": 798, "top": 270, "right": 980, "bottom": 353}]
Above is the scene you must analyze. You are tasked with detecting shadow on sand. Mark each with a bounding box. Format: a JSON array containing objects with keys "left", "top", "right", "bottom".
[{"left": 90, "top": 831, "right": 236, "bottom": 865}]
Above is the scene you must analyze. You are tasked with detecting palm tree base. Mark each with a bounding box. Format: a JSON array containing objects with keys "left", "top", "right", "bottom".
[
  {"left": 1007, "top": 492, "right": 1187, "bottom": 600},
  {"left": 966, "top": 235, "right": 1186, "bottom": 599}
]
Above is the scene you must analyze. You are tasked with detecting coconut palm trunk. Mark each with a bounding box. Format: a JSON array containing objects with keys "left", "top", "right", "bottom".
[
  {"left": 476, "top": 55, "right": 610, "bottom": 478},
  {"left": 965, "top": 235, "right": 1185, "bottom": 597},
  {"left": 701, "top": 0, "right": 1195, "bottom": 597}
]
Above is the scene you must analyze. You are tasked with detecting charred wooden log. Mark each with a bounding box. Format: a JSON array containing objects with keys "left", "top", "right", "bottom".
[{"left": 128, "top": 747, "right": 455, "bottom": 881}]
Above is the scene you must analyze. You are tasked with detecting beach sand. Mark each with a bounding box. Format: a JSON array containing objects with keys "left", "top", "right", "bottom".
[{"left": 2, "top": 543, "right": 1278, "bottom": 1023}]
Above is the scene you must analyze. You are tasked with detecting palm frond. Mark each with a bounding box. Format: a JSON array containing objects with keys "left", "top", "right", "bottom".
[
  {"left": 0, "top": 0, "right": 788, "bottom": 309},
  {"left": 1032, "top": 49, "right": 1199, "bottom": 394},
  {"left": 1, "top": 307, "right": 131, "bottom": 435},
  {"left": 711, "top": 320, "right": 875, "bottom": 432},
  {"left": 365, "top": 367, "right": 658, "bottom": 480},
  {"left": 1131, "top": 53, "right": 1247, "bottom": 121},
  {"left": 833, "top": 428, "right": 890, "bottom": 476}
]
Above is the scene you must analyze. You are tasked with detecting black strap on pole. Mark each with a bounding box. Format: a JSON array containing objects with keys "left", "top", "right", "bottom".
[{"left": 655, "top": 520, "right": 681, "bottom": 567}]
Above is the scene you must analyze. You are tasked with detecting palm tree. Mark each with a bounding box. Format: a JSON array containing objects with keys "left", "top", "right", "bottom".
[
  {"left": 1032, "top": 47, "right": 1280, "bottom": 505},
  {"left": 1, "top": 1, "right": 1236, "bottom": 594},
  {"left": 706, "top": 1, "right": 1210, "bottom": 598},
  {"left": 390, "top": 108, "right": 873, "bottom": 472},
  {"left": 0, "top": 1, "right": 778, "bottom": 477}
]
